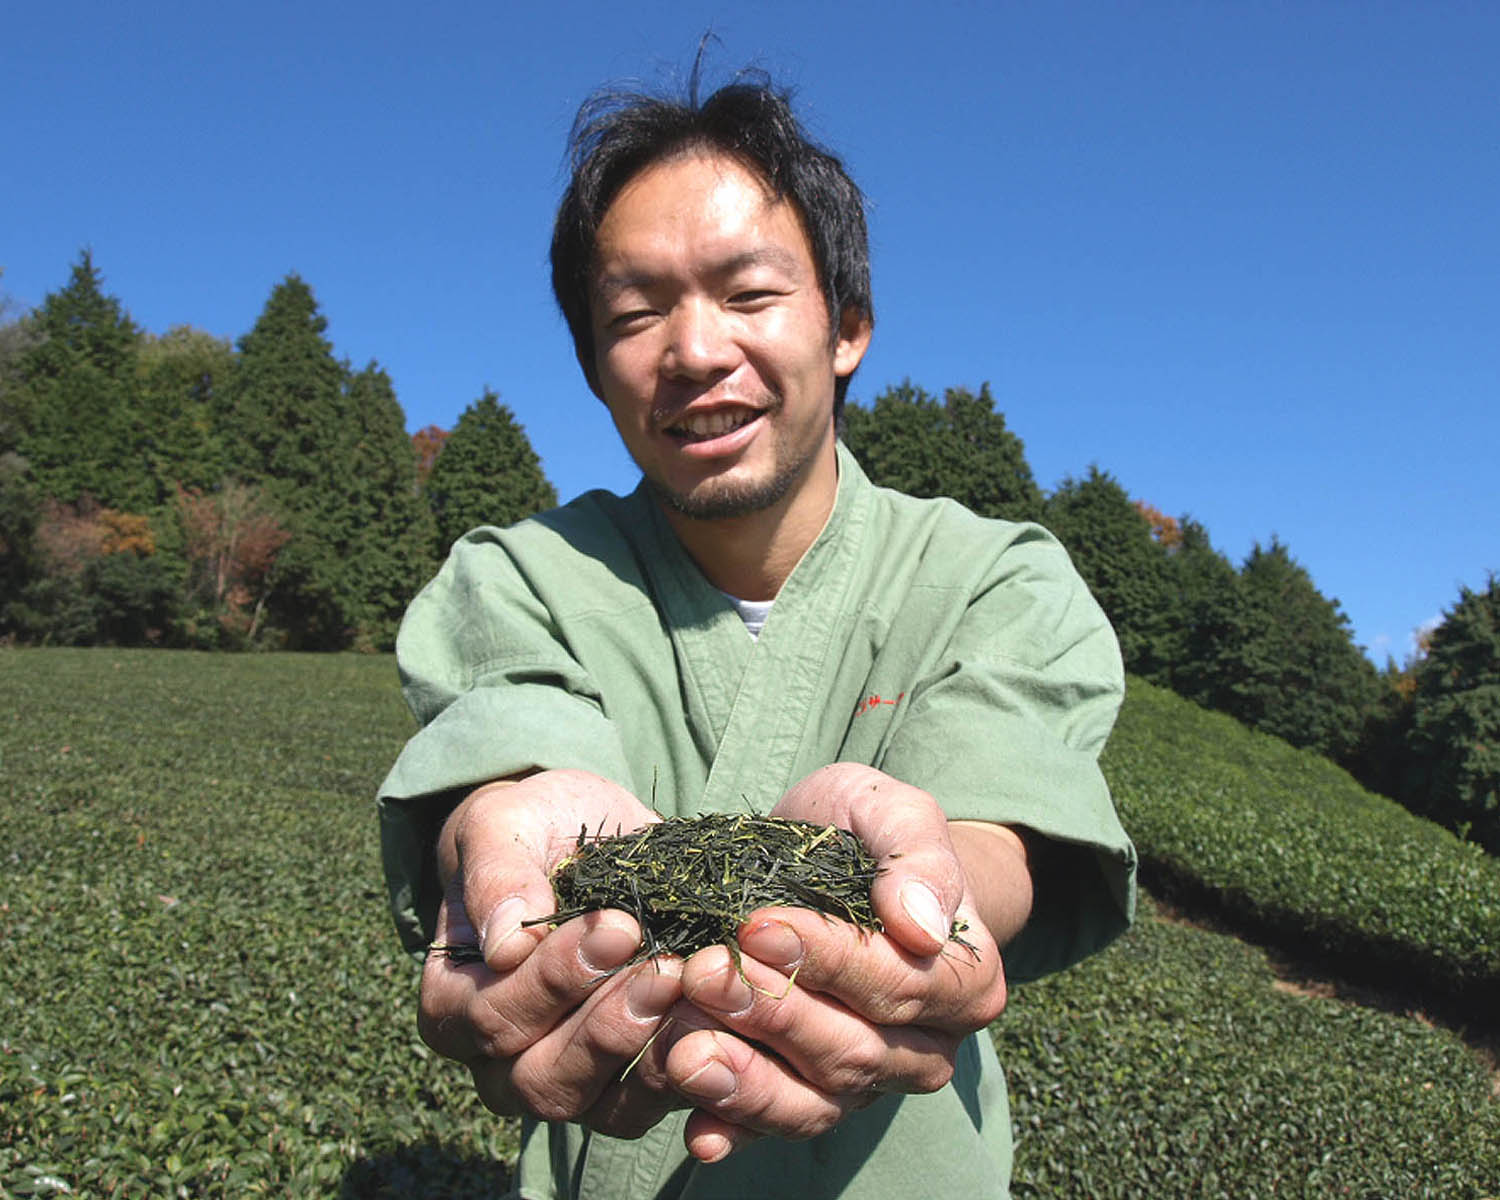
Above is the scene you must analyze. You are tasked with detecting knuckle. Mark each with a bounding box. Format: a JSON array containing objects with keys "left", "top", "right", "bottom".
[
  {"left": 859, "top": 966, "right": 929, "bottom": 1025},
  {"left": 589, "top": 1009, "right": 656, "bottom": 1062},
  {"left": 911, "top": 1055, "right": 956, "bottom": 1094},
  {"left": 589, "top": 1088, "right": 672, "bottom": 1140},
  {"left": 526, "top": 951, "right": 592, "bottom": 1017},
  {"left": 963, "top": 974, "right": 1008, "bottom": 1028},
  {"left": 509, "top": 1060, "right": 585, "bottom": 1123},
  {"left": 872, "top": 987, "right": 928, "bottom": 1027},
  {"left": 786, "top": 1104, "right": 844, "bottom": 1141},
  {"left": 820, "top": 1042, "right": 884, "bottom": 1095},
  {"left": 468, "top": 1060, "right": 523, "bottom": 1117},
  {"left": 748, "top": 989, "right": 800, "bottom": 1038},
  {"left": 469, "top": 997, "right": 534, "bottom": 1060},
  {"left": 801, "top": 925, "right": 856, "bottom": 984}
]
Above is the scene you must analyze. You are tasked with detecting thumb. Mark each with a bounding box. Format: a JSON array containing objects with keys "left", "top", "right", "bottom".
[{"left": 447, "top": 792, "right": 568, "bottom": 973}]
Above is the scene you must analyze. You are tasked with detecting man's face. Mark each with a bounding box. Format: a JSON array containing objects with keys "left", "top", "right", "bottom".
[{"left": 588, "top": 152, "right": 870, "bottom": 522}]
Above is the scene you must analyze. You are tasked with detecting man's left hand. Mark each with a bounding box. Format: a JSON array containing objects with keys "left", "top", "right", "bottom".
[{"left": 667, "top": 764, "right": 1017, "bottom": 1161}]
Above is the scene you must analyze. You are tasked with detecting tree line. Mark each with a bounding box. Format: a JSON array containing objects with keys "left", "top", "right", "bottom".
[
  {"left": 841, "top": 383, "right": 1498, "bottom": 855},
  {"left": 0, "top": 254, "right": 554, "bottom": 651},
  {"left": 1, "top": 255, "right": 1493, "bottom": 853}
]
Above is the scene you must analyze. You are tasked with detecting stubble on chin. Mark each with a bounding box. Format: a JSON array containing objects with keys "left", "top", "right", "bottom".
[
  {"left": 645, "top": 467, "right": 800, "bottom": 522},
  {"left": 641, "top": 393, "right": 820, "bottom": 522}
]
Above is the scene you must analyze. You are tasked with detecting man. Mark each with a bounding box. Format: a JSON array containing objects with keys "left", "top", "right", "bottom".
[{"left": 378, "top": 76, "right": 1135, "bottom": 1199}]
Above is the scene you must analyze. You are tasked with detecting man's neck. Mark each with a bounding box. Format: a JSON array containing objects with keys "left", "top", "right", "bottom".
[{"left": 660, "top": 442, "right": 839, "bottom": 602}]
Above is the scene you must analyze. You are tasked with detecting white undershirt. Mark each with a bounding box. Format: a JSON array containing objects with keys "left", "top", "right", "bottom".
[{"left": 721, "top": 591, "right": 774, "bottom": 640}]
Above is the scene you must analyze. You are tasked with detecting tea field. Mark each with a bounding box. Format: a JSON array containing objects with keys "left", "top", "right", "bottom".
[{"left": 2, "top": 649, "right": 1497, "bottom": 1197}]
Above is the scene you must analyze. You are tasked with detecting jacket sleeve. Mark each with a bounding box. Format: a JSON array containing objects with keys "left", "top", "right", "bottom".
[
  {"left": 376, "top": 526, "right": 636, "bottom": 958},
  {"left": 877, "top": 522, "right": 1136, "bottom": 984}
]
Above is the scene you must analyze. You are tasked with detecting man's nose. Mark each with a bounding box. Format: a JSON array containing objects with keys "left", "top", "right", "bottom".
[{"left": 661, "top": 299, "right": 737, "bottom": 381}]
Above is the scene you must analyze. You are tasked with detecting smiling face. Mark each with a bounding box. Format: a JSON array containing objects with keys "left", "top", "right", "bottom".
[{"left": 588, "top": 152, "right": 870, "bottom": 526}]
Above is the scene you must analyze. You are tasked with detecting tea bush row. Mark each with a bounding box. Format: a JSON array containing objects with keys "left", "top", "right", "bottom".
[
  {"left": 996, "top": 894, "right": 1500, "bottom": 1197},
  {"left": 0, "top": 650, "right": 518, "bottom": 1198},
  {"left": 3, "top": 650, "right": 1496, "bottom": 1196},
  {"left": 1103, "top": 678, "right": 1500, "bottom": 1013}
]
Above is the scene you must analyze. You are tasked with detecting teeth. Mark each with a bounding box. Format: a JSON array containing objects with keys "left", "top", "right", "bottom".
[{"left": 678, "top": 410, "right": 754, "bottom": 439}]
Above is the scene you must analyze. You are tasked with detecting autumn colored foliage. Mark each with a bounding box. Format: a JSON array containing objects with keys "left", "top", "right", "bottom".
[
  {"left": 411, "top": 424, "right": 449, "bottom": 487},
  {"left": 1, "top": 253, "right": 553, "bottom": 649},
  {"left": 174, "top": 482, "right": 291, "bottom": 639},
  {"left": 35, "top": 496, "right": 156, "bottom": 574},
  {"left": 1133, "top": 500, "right": 1183, "bottom": 549}
]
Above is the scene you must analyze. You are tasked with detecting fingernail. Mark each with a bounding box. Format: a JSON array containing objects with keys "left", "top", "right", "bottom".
[
  {"left": 479, "top": 895, "right": 528, "bottom": 959},
  {"left": 681, "top": 1059, "right": 737, "bottom": 1103},
  {"left": 692, "top": 1131, "right": 734, "bottom": 1163},
  {"left": 627, "top": 962, "right": 682, "bottom": 1021},
  {"left": 739, "top": 919, "right": 803, "bottom": 969},
  {"left": 900, "top": 881, "right": 949, "bottom": 948},
  {"left": 688, "top": 962, "right": 752, "bottom": 1016},
  {"left": 579, "top": 921, "right": 639, "bottom": 973}
]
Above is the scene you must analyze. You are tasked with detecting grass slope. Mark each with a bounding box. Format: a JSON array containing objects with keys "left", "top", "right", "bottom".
[{"left": 1, "top": 650, "right": 1496, "bottom": 1196}]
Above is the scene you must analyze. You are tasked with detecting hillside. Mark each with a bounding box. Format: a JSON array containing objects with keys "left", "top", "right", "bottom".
[{"left": 1, "top": 651, "right": 1496, "bottom": 1196}]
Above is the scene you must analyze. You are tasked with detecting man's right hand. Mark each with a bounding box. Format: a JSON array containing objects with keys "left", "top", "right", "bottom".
[{"left": 416, "top": 769, "right": 695, "bottom": 1138}]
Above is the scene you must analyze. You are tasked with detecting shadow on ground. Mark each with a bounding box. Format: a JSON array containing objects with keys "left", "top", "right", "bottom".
[{"left": 340, "top": 1140, "right": 512, "bottom": 1199}]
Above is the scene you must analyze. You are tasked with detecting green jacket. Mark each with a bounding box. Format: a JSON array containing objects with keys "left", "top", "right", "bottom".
[{"left": 378, "top": 444, "right": 1136, "bottom": 1199}]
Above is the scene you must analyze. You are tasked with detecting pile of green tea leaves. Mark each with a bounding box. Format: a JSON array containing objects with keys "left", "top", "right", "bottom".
[{"left": 535, "top": 813, "right": 883, "bottom": 961}]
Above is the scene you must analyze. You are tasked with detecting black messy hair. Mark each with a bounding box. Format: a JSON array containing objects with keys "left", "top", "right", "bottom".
[{"left": 549, "top": 69, "right": 873, "bottom": 415}]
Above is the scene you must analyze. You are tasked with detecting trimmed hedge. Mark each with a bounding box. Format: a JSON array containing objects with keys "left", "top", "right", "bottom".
[
  {"left": 2, "top": 651, "right": 1496, "bottom": 1197},
  {"left": 997, "top": 896, "right": 1500, "bottom": 1197},
  {"left": 0, "top": 649, "right": 517, "bottom": 1197},
  {"left": 1104, "top": 677, "right": 1500, "bottom": 1015}
]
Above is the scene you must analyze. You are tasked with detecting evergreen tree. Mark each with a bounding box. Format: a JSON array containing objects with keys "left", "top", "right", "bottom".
[
  {"left": 219, "top": 274, "right": 348, "bottom": 490},
  {"left": 1045, "top": 467, "right": 1179, "bottom": 683},
  {"left": 0, "top": 270, "right": 38, "bottom": 458},
  {"left": 1166, "top": 517, "right": 1254, "bottom": 711},
  {"left": 0, "top": 280, "right": 41, "bottom": 627},
  {"left": 16, "top": 252, "right": 151, "bottom": 510},
  {"left": 0, "top": 454, "right": 41, "bottom": 635},
  {"left": 136, "top": 326, "right": 233, "bottom": 500},
  {"left": 840, "top": 381, "right": 1044, "bottom": 522},
  {"left": 1350, "top": 656, "right": 1419, "bottom": 805},
  {"left": 424, "top": 389, "right": 557, "bottom": 556},
  {"left": 1223, "top": 539, "right": 1378, "bottom": 763},
  {"left": 1405, "top": 575, "right": 1500, "bottom": 852},
  {"left": 342, "top": 362, "right": 438, "bottom": 647},
  {"left": 221, "top": 275, "right": 362, "bottom": 647}
]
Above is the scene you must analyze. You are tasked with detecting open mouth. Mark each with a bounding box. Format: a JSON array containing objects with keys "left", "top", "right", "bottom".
[{"left": 668, "top": 409, "right": 760, "bottom": 444}]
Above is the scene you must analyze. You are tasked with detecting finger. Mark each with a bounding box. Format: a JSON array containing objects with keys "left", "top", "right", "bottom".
[
  {"left": 446, "top": 796, "right": 572, "bottom": 972},
  {"left": 416, "top": 883, "right": 496, "bottom": 1061},
  {"left": 499, "top": 958, "right": 688, "bottom": 1125},
  {"left": 667, "top": 1028, "right": 852, "bottom": 1144},
  {"left": 681, "top": 1109, "right": 762, "bottom": 1163},
  {"left": 772, "top": 765, "right": 966, "bottom": 956},
  {"left": 680, "top": 945, "right": 959, "bottom": 1097},
  {"left": 841, "top": 790, "right": 967, "bottom": 958},
  {"left": 448, "top": 772, "right": 661, "bottom": 971},
  {"left": 418, "top": 907, "right": 644, "bottom": 1065},
  {"left": 574, "top": 999, "right": 727, "bottom": 1138},
  {"left": 735, "top": 910, "right": 1006, "bottom": 1035}
]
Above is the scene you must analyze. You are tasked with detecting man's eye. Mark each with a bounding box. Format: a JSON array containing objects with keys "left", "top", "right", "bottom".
[
  {"left": 609, "top": 309, "right": 656, "bottom": 330},
  {"left": 729, "top": 290, "right": 778, "bottom": 307}
]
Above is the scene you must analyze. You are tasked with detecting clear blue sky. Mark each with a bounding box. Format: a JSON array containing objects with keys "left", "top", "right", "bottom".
[{"left": 6, "top": 2, "right": 1496, "bottom": 665}]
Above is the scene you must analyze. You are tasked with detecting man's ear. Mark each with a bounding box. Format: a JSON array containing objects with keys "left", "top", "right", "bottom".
[{"left": 833, "top": 308, "right": 873, "bottom": 377}]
